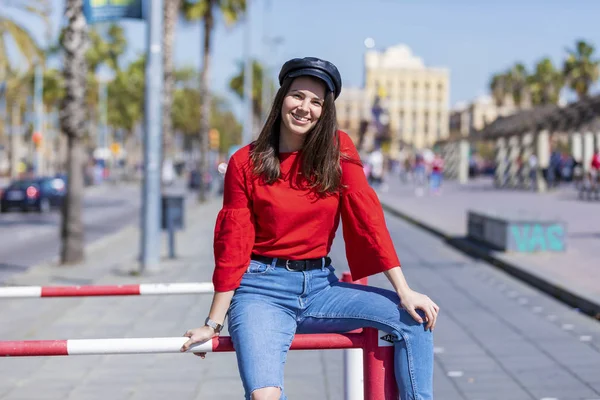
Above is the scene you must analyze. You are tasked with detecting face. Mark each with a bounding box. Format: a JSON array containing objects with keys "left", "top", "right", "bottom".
[{"left": 280, "top": 76, "right": 327, "bottom": 139}]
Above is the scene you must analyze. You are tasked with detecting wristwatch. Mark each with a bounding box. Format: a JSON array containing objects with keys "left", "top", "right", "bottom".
[{"left": 204, "top": 317, "right": 223, "bottom": 334}]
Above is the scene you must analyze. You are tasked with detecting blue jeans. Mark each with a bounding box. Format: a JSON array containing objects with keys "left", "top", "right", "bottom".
[{"left": 228, "top": 258, "right": 434, "bottom": 399}]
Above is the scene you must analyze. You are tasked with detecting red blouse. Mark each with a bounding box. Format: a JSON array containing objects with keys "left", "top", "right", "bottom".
[{"left": 212, "top": 130, "right": 400, "bottom": 291}]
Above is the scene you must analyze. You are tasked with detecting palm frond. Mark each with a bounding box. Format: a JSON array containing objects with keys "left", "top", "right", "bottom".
[{"left": 0, "top": 17, "right": 44, "bottom": 68}]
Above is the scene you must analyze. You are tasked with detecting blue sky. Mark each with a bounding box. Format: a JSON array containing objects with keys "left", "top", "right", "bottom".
[{"left": 12, "top": 0, "right": 600, "bottom": 113}]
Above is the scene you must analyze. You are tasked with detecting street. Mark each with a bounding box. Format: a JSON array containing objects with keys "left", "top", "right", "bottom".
[{"left": 0, "top": 184, "right": 140, "bottom": 283}]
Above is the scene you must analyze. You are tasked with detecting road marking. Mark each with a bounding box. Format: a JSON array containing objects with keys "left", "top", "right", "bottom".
[
  {"left": 447, "top": 371, "right": 463, "bottom": 378},
  {"left": 433, "top": 347, "right": 444, "bottom": 354},
  {"left": 580, "top": 335, "right": 592, "bottom": 342},
  {"left": 561, "top": 324, "right": 574, "bottom": 331},
  {"left": 532, "top": 306, "right": 543, "bottom": 313}
]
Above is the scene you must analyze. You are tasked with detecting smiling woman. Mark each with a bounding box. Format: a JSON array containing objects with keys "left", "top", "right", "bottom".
[
  {"left": 180, "top": 57, "right": 438, "bottom": 400},
  {"left": 280, "top": 78, "right": 325, "bottom": 150}
]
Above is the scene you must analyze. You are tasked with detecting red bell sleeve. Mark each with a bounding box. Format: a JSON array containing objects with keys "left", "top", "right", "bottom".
[
  {"left": 212, "top": 152, "right": 255, "bottom": 291},
  {"left": 339, "top": 132, "right": 400, "bottom": 280}
]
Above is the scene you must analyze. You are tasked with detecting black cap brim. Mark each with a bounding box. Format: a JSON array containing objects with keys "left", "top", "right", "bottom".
[{"left": 287, "top": 68, "right": 336, "bottom": 95}]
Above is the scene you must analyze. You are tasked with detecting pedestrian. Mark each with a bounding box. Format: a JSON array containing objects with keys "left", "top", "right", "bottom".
[
  {"left": 367, "top": 145, "right": 384, "bottom": 189},
  {"left": 429, "top": 152, "right": 444, "bottom": 194},
  {"left": 180, "top": 57, "right": 438, "bottom": 400}
]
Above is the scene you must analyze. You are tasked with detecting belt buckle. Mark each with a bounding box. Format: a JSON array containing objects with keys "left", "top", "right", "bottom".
[{"left": 285, "top": 260, "right": 293, "bottom": 271}]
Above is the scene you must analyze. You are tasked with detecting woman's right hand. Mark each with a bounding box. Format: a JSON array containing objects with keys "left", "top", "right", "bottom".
[{"left": 180, "top": 326, "right": 218, "bottom": 358}]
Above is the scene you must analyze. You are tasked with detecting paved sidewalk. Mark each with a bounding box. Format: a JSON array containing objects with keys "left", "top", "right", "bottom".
[
  {"left": 377, "top": 178, "right": 600, "bottom": 319},
  {"left": 1, "top": 193, "right": 600, "bottom": 399},
  {"left": 0, "top": 199, "right": 347, "bottom": 400}
]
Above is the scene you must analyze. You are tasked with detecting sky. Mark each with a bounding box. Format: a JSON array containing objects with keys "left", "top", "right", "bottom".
[{"left": 9, "top": 0, "right": 600, "bottom": 115}]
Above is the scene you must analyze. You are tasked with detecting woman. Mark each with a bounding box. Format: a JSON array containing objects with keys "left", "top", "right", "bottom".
[{"left": 181, "top": 57, "right": 439, "bottom": 400}]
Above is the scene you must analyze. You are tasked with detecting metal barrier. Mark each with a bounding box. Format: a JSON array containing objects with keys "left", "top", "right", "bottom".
[
  {"left": 0, "top": 283, "right": 214, "bottom": 298},
  {"left": 0, "top": 329, "right": 397, "bottom": 400},
  {"left": 0, "top": 274, "right": 397, "bottom": 399}
]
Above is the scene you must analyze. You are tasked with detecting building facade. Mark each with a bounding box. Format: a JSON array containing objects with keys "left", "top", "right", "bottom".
[
  {"left": 336, "top": 87, "right": 367, "bottom": 144},
  {"left": 364, "top": 44, "right": 450, "bottom": 151},
  {"left": 449, "top": 95, "right": 520, "bottom": 139}
]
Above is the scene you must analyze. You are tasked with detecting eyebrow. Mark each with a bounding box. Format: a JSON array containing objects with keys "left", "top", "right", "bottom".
[{"left": 290, "top": 89, "right": 324, "bottom": 102}]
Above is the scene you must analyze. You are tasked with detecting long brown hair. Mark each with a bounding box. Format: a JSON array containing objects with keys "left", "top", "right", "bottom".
[{"left": 250, "top": 76, "right": 342, "bottom": 194}]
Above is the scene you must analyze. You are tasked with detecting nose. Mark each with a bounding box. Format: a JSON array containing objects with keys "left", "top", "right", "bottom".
[{"left": 297, "top": 98, "right": 311, "bottom": 113}]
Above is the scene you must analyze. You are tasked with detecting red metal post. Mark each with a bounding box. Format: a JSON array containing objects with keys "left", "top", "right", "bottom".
[
  {"left": 341, "top": 271, "right": 368, "bottom": 286},
  {"left": 362, "top": 328, "right": 398, "bottom": 400}
]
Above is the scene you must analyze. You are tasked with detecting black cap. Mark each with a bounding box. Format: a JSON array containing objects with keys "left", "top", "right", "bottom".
[{"left": 278, "top": 57, "right": 342, "bottom": 99}]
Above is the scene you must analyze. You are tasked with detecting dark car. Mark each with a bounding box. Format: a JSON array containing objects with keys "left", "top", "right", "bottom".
[{"left": 0, "top": 177, "right": 66, "bottom": 213}]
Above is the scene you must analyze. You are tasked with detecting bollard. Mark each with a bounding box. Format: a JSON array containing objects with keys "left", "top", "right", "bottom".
[{"left": 341, "top": 272, "right": 367, "bottom": 400}]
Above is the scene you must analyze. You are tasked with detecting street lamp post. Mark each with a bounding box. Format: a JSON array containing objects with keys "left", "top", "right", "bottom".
[
  {"left": 33, "top": 62, "right": 44, "bottom": 176},
  {"left": 242, "top": 0, "right": 253, "bottom": 145},
  {"left": 140, "top": 0, "right": 164, "bottom": 272}
]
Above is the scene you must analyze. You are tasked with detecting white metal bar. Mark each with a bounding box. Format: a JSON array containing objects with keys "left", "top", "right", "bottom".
[
  {"left": 139, "top": 283, "right": 214, "bottom": 295},
  {"left": 67, "top": 337, "right": 212, "bottom": 355},
  {"left": 0, "top": 286, "right": 42, "bottom": 298},
  {"left": 344, "top": 348, "right": 364, "bottom": 400}
]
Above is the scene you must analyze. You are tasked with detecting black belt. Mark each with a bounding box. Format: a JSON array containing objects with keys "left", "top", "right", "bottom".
[{"left": 251, "top": 254, "right": 331, "bottom": 271}]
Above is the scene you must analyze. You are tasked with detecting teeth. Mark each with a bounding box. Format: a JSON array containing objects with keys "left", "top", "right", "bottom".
[{"left": 292, "top": 113, "right": 309, "bottom": 122}]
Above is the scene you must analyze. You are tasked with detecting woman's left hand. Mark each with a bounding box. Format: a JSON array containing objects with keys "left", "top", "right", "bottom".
[{"left": 399, "top": 289, "right": 439, "bottom": 331}]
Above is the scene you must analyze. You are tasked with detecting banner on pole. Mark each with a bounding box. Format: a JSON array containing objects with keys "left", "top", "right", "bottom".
[{"left": 83, "top": 0, "right": 144, "bottom": 23}]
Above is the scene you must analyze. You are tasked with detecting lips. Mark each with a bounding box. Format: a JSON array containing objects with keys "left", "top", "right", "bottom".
[{"left": 291, "top": 113, "right": 310, "bottom": 124}]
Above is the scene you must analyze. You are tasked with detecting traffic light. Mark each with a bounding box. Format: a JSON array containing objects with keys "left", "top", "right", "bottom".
[{"left": 209, "top": 128, "right": 220, "bottom": 150}]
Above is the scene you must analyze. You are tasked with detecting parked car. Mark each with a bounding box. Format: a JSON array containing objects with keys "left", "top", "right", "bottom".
[{"left": 0, "top": 177, "right": 66, "bottom": 213}]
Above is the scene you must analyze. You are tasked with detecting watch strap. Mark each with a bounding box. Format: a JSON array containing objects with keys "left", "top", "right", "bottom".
[{"left": 204, "top": 317, "right": 223, "bottom": 333}]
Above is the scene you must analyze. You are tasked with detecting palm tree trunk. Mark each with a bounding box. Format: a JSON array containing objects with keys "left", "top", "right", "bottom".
[
  {"left": 61, "top": 134, "right": 85, "bottom": 262},
  {"left": 59, "top": 0, "right": 88, "bottom": 264},
  {"left": 162, "top": 0, "right": 181, "bottom": 163},
  {"left": 198, "top": 3, "right": 214, "bottom": 203}
]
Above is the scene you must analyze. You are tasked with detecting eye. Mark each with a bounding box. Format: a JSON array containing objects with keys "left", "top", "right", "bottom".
[
  {"left": 312, "top": 100, "right": 323, "bottom": 107},
  {"left": 292, "top": 93, "right": 302, "bottom": 99}
]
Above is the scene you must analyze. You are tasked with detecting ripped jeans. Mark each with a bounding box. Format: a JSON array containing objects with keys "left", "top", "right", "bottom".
[{"left": 228, "top": 258, "right": 434, "bottom": 399}]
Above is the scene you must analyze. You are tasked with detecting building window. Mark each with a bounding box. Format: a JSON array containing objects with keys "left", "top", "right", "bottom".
[
  {"left": 437, "top": 112, "right": 442, "bottom": 138},
  {"left": 399, "top": 110, "right": 404, "bottom": 134},
  {"left": 412, "top": 111, "right": 417, "bottom": 134},
  {"left": 424, "top": 112, "right": 429, "bottom": 134}
]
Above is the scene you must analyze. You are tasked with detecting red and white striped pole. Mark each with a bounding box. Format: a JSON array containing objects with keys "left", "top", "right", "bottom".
[
  {"left": 0, "top": 333, "right": 364, "bottom": 356},
  {"left": 0, "top": 283, "right": 214, "bottom": 298},
  {"left": 0, "top": 329, "right": 394, "bottom": 400}
]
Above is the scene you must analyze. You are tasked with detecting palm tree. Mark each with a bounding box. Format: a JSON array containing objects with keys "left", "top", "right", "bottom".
[
  {"left": 0, "top": 0, "right": 50, "bottom": 75},
  {"left": 229, "top": 59, "right": 266, "bottom": 125},
  {"left": 182, "top": 0, "right": 246, "bottom": 203},
  {"left": 59, "top": 0, "right": 89, "bottom": 264},
  {"left": 563, "top": 40, "right": 600, "bottom": 100},
  {"left": 509, "top": 63, "right": 529, "bottom": 108},
  {"left": 489, "top": 73, "right": 509, "bottom": 107},
  {"left": 528, "top": 58, "right": 564, "bottom": 106},
  {"left": 162, "top": 0, "right": 183, "bottom": 161}
]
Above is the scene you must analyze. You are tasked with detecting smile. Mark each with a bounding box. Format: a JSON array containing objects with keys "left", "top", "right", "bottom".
[{"left": 291, "top": 113, "right": 310, "bottom": 123}]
